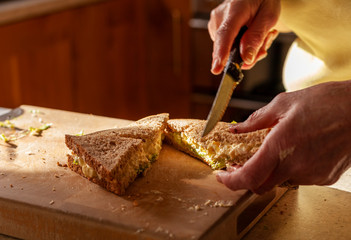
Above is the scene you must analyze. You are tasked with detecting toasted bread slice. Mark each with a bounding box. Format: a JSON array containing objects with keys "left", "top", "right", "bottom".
[
  {"left": 65, "top": 113, "right": 169, "bottom": 195},
  {"left": 66, "top": 134, "right": 149, "bottom": 195},
  {"left": 118, "top": 113, "right": 169, "bottom": 162},
  {"left": 165, "top": 119, "right": 270, "bottom": 170}
]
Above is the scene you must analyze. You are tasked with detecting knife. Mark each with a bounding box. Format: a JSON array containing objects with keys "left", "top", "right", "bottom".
[
  {"left": 0, "top": 107, "right": 24, "bottom": 121},
  {"left": 202, "top": 26, "right": 247, "bottom": 137}
]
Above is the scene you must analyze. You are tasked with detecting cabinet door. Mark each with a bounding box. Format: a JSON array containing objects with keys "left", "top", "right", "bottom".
[
  {"left": 72, "top": 0, "right": 149, "bottom": 119},
  {"left": 0, "top": 11, "right": 75, "bottom": 111},
  {"left": 140, "top": 0, "right": 191, "bottom": 118}
]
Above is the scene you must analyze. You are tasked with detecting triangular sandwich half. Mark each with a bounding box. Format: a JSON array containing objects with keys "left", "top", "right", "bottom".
[
  {"left": 165, "top": 119, "right": 270, "bottom": 170},
  {"left": 65, "top": 113, "right": 169, "bottom": 195}
]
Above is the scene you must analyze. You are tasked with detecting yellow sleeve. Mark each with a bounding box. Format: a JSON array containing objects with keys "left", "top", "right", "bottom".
[{"left": 280, "top": 0, "right": 351, "bottom": 91}]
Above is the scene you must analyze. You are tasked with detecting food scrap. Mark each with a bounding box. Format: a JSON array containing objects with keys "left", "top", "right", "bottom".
[
  {"left": 0, "top": 120, "right": 15, "bottom": 129},
  {"left": 57, "top": 162, "right": 68, "bottom": 168},
  {"left": 75, "top": 130, "right": 85, "bottom": 136},
  {"left": 0, "top": 122, "right": 53, "bottom": 143},
  {"left": 28, "top": 123, "right": 52, "bottom": 136},
  {"left": 204, "top": 199, "right": 234, "bottom": 208}
]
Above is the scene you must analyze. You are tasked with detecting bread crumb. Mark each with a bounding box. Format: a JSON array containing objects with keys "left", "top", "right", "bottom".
[
  {"left": 121, "top": 204, "right": 127, "bottom": 211},
  {"left": 156, "top": 196, "right": 164, "bottom": 202},
  {"left": 25, "top": 151, "right": 35, "bottom": 155},
  {"left": 150, "top": 190, "right": 162, "bottom": 195},
  {"left": 155, "top": 226, "right": 163, "bottom": 233},
  {"left": 49, "top": 200, "right": 55, "bottom": 205},
  {"left": 188, "top": 205, "right": 203, "bottom": 211},
  {"left": 54, "top": 174, "right": 60, "bottom": 178},
  {"left": 133, "top": 200, "right": 139, "bottom": 207},
  {"left": 135, "top": 228, "right": 144, "bottom": 234},
  {"left": 204, "top": 199, "right": 234, "bottom": 208},
  {"left": 52, "top": 187, "right": 56, "bottom": 191},
  {"left": 10, "top": 184, "right": 13, "bottom": 188}
]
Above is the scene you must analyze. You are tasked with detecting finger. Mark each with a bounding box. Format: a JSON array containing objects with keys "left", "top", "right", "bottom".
[
  {"left": 230, "top": 91, "right": 290, "bottom": 133},
  {"left": 208, "top": 3, "right": 227, "bottom": 41},
  {"left": 216, "top": 132, "right": 280, "bottom": 192},
  {"left": 230, "top": 104, "right": 278, "bottom": 133},
  {"left": 211, "top": 4, "right": 250, "bottom": 74},
  {"left": 241, "top": 30, "right": 279, "bottom": 69},
  {"left": 241, "top": 3, "right": 280, "bottom": 65}
]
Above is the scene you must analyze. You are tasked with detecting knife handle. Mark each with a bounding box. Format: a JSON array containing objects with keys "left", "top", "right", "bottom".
[
  {"left": 228, "top": 26, "right": 248, "bottom": 66},
  {"left": 224, "top": 26, "right": 247, "bottom": 83}
]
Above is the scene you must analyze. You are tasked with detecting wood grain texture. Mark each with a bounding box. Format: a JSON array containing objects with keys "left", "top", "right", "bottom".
[
  {"left": 0, "top": 105, "right": 286, "bottom": 240},
  {"left": 0, "top": 0, "right": 191, "bottom": 120}
]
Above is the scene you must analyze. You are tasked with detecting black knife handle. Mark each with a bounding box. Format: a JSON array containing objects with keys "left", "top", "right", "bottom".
[
  {"left": 229, "top": 26, "right": 247, "bottom": 65},
  {"left": 224, "top": 26, "right": 247, "bottom": 83}
]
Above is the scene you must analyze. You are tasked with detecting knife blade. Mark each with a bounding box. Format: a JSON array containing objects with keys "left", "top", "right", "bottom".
[
  {"left": 202, "top": 26, "right": 247, "bottom": 137},
  {"left": 0, "top": 107, "right": 24, "bottom": 121}
]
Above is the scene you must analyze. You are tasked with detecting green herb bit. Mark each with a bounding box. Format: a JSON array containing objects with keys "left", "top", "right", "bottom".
[
  {"left": 28, "top": 123, "right": 52, "bottom": 136},
  {"left": 30, "top": 109, "right": 40, "bottom": 114},
  {"left": 0, "top": 134, "right": 9, "bottom": 142},
  {"left": 75, "top": 130, "right": 84, "bottom": 136},
  {"left": 0, "top": 120, "right": 15, "bottom": 129}
]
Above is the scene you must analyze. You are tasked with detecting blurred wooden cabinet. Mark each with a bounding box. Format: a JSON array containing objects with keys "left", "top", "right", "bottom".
[{"left": 0, "top": 0, "right": 191, "bottom": 120}]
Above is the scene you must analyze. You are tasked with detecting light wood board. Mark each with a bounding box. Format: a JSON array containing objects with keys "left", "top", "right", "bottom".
[{"left": 0, "top": 105, "right": 286, "bottom": 240}]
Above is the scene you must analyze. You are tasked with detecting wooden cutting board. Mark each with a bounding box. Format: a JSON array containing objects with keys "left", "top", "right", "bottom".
[{"left": 0, "top": 105, "right": 286, "bottom": 240}]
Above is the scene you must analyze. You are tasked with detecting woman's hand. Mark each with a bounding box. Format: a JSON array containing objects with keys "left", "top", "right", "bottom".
[
  {"left": 208, "top": 0, "right": 280, "bottom": 74},
  {"left": 216, "top": 80, "right": 351, "bottom": 194}
]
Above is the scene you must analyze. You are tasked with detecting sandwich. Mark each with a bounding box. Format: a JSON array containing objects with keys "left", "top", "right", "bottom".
[
  {"left": 65, "top": 113, "right": 169, "bottom": 195},
  {"left": 164, "top": 119, "right": 270, "bottom": 170}
]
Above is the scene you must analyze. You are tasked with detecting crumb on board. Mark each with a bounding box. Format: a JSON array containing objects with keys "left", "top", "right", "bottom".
[
  {"left": 121, "top": 204, "right": 127, "bottom": 211},
  {"left": 156, "top": 196, "right": 164, "bottom": 202},
  {"left": 135, "top": 228, "right": 145, "bottom": 234},
  {"left": 150, "top": 190, "right": 162, "bottom": 195},
  {"left": 204, "top": 199, "right": 234, "bottom": 208},
  {"left": 57, "top": 162, "right": 68, "bottom": 168},
  {"left": 49, "top": 200, "right": 55, "bottom": 205}
]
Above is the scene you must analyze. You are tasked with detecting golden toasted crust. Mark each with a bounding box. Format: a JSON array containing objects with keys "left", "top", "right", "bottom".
[{"left": 165, "top": 119, "right": 270, "bottom": 167}]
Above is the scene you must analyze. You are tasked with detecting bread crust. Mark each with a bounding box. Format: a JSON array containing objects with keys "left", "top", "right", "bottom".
[{"left": 165, "top": 119, "right": 270, "bottom": 167}]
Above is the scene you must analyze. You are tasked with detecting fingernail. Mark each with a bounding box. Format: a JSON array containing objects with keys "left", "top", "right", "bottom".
[
  {"left": 211, "top": 58, "right": 221, "bottom": 73},
  {"left": 245, "top": 47, "right": 256, "bottom": 65},
  {"left": 229, "top": 124, "right": 239, "bottom": 133}
]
